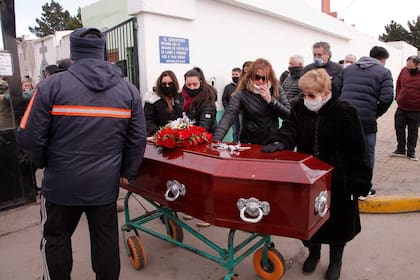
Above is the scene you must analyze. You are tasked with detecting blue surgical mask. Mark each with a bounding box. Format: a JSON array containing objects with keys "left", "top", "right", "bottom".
[{"left": 314, "top": 57, "right": 323, "bottom": 66}]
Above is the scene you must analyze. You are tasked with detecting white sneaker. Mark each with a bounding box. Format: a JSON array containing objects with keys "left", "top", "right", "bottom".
[
  {"left": 182, "top": 214, "right": 193, "bottom": 220},
  {"left": 358, "top": 189, "right": 377, "bottom": 201}
]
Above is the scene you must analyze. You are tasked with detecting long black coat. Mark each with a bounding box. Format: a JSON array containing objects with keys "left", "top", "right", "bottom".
[{"left": 270, "top": 96, "right": 372, "bottom": 243}]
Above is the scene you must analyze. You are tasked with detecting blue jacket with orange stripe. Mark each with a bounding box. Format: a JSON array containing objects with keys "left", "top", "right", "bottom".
[{"left": 17, "top": 58, "right": 146, "bottom": 206}]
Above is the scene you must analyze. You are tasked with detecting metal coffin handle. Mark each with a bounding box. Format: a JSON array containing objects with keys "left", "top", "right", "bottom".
[
  {"left": 237, "top": 197, "right": 270, "bottom": 223},
  {"left": 314, "top": 190, "right": 329, "bottom": 217},
  {"left": 165, "top": 180, "right": 186, "bottom": 201}
]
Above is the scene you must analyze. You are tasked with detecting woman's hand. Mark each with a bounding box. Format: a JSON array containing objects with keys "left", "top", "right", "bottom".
[{"left": 257, "top": 85, "right": 272, "bottom": 103}]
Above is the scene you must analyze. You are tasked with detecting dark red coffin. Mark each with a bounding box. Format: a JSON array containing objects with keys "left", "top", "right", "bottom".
[{"left": 123, "top": 143, "right": 333, "bottom": 240}]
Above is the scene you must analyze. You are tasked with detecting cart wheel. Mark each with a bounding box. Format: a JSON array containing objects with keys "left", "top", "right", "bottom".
[
  {"left": 127, "top": 236, "right": 147, "bottom": 270},
  {"left": 167, "top": 218, "right": 184, "bottom": 242},
  {"left": 253, "top": 247, "right": 286, "bottom": 280}
]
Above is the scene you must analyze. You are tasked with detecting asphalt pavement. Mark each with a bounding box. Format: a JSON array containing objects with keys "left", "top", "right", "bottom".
[{"left": 1, "top": 103, "right": 419, "bottom": 280}]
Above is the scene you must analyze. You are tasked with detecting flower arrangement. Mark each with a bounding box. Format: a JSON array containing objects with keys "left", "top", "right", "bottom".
[{"left": 154, "top": 114, "right": 212, "bottom": 149}]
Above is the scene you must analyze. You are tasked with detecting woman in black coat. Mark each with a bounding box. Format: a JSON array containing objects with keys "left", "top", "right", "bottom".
[
  {"left": 182, "top": 67, "right": 217, "bottom": 133},
  {"left": 144, "top": 70, "right": 184, "bottom": 136},
  {"left": 213, "top": 58, "right": 290, "bottom": 144},
  {"left": 262, "top": 69, "right": 372, "bottom": 280}
]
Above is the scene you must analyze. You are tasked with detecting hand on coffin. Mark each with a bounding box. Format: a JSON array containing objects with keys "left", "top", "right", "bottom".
[
  {"left": 261, "top": 141, "right": 285, "bottom": 153},
  {"left": 119, "top": 177, "right": 129, "bottom": 187}
]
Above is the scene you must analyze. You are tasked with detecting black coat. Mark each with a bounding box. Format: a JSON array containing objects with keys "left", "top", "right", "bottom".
[
  {"left": 214, "top": 89, "right": 290, "bottom": 144},
  {"left": 270, "top": 96, "right": 372, "bottom": 243},
  {"left": 144, "top": 93, "right": 184, "bottom": 136}
]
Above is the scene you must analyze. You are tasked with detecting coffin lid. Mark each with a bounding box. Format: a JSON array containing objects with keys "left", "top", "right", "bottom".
[{"left": 148, "top": 143, "right": 333, "bottom": 185}]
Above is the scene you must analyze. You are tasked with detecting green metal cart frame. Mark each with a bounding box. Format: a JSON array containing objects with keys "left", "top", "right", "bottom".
[{"left": 121, "top": 191, "right": 286, "bottom": 280}]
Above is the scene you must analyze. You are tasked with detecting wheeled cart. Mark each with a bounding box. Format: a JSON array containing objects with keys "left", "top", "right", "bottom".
[{"left": 121, "top": 192, "right": 286, "bottom": 280}]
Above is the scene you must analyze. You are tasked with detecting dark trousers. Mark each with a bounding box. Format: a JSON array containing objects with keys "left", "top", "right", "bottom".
[
  {"left": 40, "top": 196, "right": 120, "bottom": 280},
  {"left": 394, "top": 108, "right": 420, "bottom": 155}
]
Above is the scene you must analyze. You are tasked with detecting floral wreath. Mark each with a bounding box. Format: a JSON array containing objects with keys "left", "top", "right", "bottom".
[{"left": 154, "top": 113, "right": 213, "bottom": 149}]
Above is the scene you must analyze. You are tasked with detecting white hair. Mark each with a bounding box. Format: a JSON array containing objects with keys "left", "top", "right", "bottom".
[{"left": 289, "top": 54, "right": 304, "bottom": 66}]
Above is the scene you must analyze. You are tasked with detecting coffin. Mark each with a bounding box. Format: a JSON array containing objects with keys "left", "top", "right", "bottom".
[{"left": 123, "top": 142, "right": 333, "bottom": 240}]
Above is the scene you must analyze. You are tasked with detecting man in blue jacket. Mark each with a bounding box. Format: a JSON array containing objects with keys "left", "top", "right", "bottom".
[
  {"left": 335, "top": 46, "right": 394, "bottom": 200},
  {"left": 17, "top": 28, "right": 147, "bottom": 280}
]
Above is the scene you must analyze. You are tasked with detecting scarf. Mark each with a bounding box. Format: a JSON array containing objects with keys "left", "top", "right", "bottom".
[{"left": 182, "top": 88, "right": 193, "bottom": 112}]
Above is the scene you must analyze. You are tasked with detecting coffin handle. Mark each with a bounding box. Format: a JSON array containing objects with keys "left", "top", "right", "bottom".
[
  {"left": 314, "top": 190, "right": 329, "bottom": 217},
  {"left": 165, "top": 180, "right": 186, "bottom": 201},
  {"left": 237, "top": 197, "right": 270, "bottom": 223}
]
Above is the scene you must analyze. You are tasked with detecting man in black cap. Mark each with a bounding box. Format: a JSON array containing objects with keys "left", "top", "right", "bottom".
[{"left": 17, "top": 28, "right": 146, "bottom": 280}]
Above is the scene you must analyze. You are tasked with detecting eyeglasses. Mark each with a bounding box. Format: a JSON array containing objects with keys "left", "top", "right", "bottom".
[
  {"left": 161, "top": 82, "right": 174, "bottom": 87},
  {"left": 254, "top": 74, "right": 267, "bottom": 82},
  {"left": 313, "top": 53, "right": 324, "bottom": 58}
]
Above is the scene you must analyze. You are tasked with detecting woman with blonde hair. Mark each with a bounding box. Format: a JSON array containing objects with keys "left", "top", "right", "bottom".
[
  {"left": 213, "top": 58, "right": 290, "bottom": 144},
  {"left": 262, "top": 69, "right": 372, "bottom": 280}
]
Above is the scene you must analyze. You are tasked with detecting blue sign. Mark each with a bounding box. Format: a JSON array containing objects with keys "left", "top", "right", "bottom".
[{"left": 159, "top": 36, "right": 190, "bottom": 64}]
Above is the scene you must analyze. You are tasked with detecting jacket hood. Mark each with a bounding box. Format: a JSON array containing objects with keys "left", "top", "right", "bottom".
[
  {"left": 355, "top": 56, "right": 382, "bottom": 69},
  {"left": 68, "top": 59, "right": 122, "bottom": 91}
]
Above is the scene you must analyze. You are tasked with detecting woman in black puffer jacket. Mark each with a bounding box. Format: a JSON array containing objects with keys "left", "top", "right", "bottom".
[{"left": 213, "top": 58, "right": 290, "bottom": 144}]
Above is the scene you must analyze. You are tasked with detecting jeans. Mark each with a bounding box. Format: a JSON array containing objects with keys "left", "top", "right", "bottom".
[
  {"left": 365, "top": 133, "right": 376, "bottom": 169},
  {"left": 394, "top": 108, "right": 420, "bottom": 156}
]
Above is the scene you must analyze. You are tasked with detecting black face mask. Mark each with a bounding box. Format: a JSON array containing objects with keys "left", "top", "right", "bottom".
[
  {"left": 159, "top": 84, "right": 176, "bottom": 96},
  {"left": 408, "top": 68, "right": 419, "bottom": 75},
  {"left": 232, "top": 76, "right": 240, "bottom": 84},
  {"left": 183, "top": 85, "right": 201, "bottom": 97},
  {"left": 288, "top": 66, "right": 303, "bottom": 79}
]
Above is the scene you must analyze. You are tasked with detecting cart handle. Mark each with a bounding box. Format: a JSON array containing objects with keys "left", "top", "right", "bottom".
[
  {"left": 237, "top": 197, "right": 270, "bottom": 223},
  {"left": 165, "top": 180, "right": 186, "bottom": 201}
]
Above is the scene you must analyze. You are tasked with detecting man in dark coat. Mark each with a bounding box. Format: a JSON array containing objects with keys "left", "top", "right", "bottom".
[
  {"left": 303, "top": 41, "right": 342, "bottom": 83},
  {"left": 222, "top": 67, "right": 241, "bottom": 142},
  {"left": 262, "top": 69, "right": 372, "bottom": 280},
  {"left": 17, "top": 28, "right": 147, "bottom": 280},
  {"left": 335, "top": 46, "right": 394, "bottom": 199}
]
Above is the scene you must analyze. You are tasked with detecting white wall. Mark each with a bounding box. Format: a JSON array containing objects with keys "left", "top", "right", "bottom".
[
  {"left": 127, "top": 0, "right": 416, "bottom": 109},
  {"left": 17, "top": 31, "right": 72, "bottom": 84}
]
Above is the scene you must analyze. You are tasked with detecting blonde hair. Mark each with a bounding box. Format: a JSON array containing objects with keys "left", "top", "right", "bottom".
[{"left": 298, "top": 69, "right": 331, "bottom": 93}]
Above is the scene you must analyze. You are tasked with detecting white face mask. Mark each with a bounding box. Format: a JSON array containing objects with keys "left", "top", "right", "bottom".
[
  {"left": 304, "top": 92, "right": 332, "bottom": 112},
  {"left": 304, "top": 95, "right": 323, "bottom": 112}
]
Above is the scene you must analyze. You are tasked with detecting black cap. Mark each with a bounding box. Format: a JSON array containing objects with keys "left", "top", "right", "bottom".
[{"left": 70, "top": 28, "right": 105, "bottom": 60}]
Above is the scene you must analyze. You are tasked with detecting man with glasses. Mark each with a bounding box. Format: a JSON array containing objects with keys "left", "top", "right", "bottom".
[{"left": 303, "top": 41, "right": 342, "bottom": 84}]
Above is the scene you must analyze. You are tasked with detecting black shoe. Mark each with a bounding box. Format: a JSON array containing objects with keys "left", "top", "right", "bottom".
[
  {"left": 303, "top": 254, "right": 320, "bottom": 273},
  {"left": 326, "top": 261, "right": 342, "bottom": 280},
  {"left": 390, "top": 150, "right": 406, "bottom": 157},
  {"left": 407, "top": 153, "right": 419, "bottom": 161},
  {"left": 358, "top": 188, "right": 376, "bottom": 201}
]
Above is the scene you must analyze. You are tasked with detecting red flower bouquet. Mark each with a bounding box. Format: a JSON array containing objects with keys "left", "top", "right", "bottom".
[{"left": 154, "top": 115, "right": 212, "bottom": 149}]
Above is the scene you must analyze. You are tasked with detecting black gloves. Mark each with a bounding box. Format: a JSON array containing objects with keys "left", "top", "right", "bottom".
[{"left": 261, "top": 142, "right": 285, "bottom": 153}]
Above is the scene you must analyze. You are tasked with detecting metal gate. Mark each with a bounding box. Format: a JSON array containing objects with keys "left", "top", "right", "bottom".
[{"left": 104, "top": 18, "right": 140, "bottom": 89}]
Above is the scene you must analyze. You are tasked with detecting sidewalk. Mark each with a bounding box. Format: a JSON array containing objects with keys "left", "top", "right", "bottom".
[{"left": 359, "top": 102, "right": 420, "bottom": 213}]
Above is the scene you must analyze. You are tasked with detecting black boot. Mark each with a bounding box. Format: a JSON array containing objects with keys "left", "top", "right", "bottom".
[
  {"left": 326, "top": 243, "right": 345, "bottom": 280},
  {"left": 303, "top": 243, "right": 321, "bottom": 273}
]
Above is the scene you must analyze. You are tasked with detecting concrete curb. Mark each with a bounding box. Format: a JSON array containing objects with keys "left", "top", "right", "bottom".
[{"left": 359, "top": 195, "right": 420, "bottom": 213}]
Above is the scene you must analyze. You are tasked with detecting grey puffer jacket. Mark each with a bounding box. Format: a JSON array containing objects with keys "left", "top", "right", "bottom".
[
  {"left": 334, "top": 56, "right": 394, "bottom": 134},
  {"left": 213, "top": 88, "right": 290, "bottom": 144}
]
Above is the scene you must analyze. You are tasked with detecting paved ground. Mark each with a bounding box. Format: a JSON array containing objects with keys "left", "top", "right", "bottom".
[{"left": 1, "top": 103, "right": 419, "bottom": 280}]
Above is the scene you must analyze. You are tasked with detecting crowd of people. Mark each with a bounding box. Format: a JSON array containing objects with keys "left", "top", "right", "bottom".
[{"left": 11, "top": 29, "right": 420, "bottom": 280}]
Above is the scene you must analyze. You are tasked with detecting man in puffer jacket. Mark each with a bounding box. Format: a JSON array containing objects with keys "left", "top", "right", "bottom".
[
  {"left": 335, "top": 46, "right": 394, "bottom": 199},
  {"left": 17, "top": 28, "right": 146, "bottom": 280}
]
